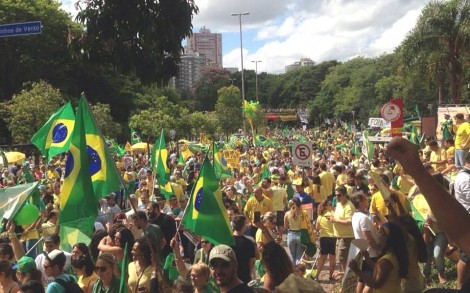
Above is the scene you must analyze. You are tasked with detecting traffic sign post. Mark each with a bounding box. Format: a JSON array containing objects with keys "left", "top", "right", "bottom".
[
  {"left": 0, "top": 21, "right": 42, "bottom": 38},
  {"left": 292, "top": 141, "right": 312, "bottom": 167}
]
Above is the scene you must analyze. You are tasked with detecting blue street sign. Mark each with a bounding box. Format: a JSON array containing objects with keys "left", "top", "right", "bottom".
[{"left": 0, "top": 21, "right": 42, "bottom": 38}]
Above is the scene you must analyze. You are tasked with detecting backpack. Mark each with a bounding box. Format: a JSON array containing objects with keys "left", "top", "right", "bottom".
[{"left": 55, "top": 277, "right": 84, "bottom": 293}]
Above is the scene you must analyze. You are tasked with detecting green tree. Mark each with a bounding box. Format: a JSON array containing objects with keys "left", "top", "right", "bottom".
[
  {"left": 191, "top": 67, "right": 231, "bottom": 111},
  {"left": 90, "top": 102, "right": 121, "bottom": 139},
  {"left": 0, "top": 81, "right": 65, "bottom": 143},
  {"left": 215, "top": 86, "right": 243, "bottom": 137},
  {"left": 72, "top": 0, "right": 199, "bottom": 85},
  {"left": 129, "top": 94, "right": 190, "bottom": 141},
  {"left": 187, "top": 111, "right": 219, "bottom": 139},
  {"left": 401, "top": 0, "right": 470, "bottom": 103}
]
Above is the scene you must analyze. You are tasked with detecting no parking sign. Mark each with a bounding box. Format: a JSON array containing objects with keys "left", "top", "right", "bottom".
[{"left": 292, "top": 141, "right": 312, "bottom": 167}]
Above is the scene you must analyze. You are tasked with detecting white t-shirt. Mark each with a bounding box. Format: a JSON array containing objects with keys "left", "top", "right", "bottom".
[
  {"left": 36, "top": 250, "right": 72, "bottom": 287},
  {"left": 352, "top": 211, "right": 380, "bottom": 258}
]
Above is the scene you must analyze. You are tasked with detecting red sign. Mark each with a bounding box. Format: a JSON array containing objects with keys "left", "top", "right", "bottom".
[{"left": 380, "top": 99, "right": 403, "bottom": 137}]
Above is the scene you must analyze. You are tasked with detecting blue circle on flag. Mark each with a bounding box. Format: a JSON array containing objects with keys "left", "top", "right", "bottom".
[
  {"left": 195, "top": 187, "right": 203, "bottom": 211},
  {"left": 52, "top": 123, "right": 68, "bottom": 143},
  {"left": 64, "top": 151, "right": 74, "bottom": 178},
  {"left": 221, "top": 156, "right": 227, "bottom": 166},
  {"left": 87, "top": 146, "right": 102, "bottom": 176}
]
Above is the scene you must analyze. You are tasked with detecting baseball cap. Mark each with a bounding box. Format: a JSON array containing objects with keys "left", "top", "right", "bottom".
[
  {"left": 114, "top": 212, "right": 126, "bottom": 223},
  {"left": 46, "top": 249, "right": 66, "bottom": 267},
  {"left": 17, "top": 256, "right": 37, "bottom": 273},
  {"left": 209, "top": 244, "right": 237, "bottom": 263}
]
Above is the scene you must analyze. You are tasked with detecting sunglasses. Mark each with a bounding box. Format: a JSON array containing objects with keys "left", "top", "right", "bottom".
[
  {"left": 200, "top": 240, "right": 210, "bottom": 244},
  {"left": 94, "top": 266, "right": 108, "bottom": 273}
]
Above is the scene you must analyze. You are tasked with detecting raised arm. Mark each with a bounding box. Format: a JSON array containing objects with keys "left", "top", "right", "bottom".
[{"left": 386, "top": 137, "right": 470, "bottom": 255}]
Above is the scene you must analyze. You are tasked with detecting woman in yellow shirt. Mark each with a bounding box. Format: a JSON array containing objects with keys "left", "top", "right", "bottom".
[
  {"left": 349, "top": 221, "right": 408, "bottom": 293},
  {"left": 314, "top": 198, "right": 337, "bottom": 281},
  {"left": 128, "top": 239, "right": 153, "bottom": 292},
  {"left": 71, "top": 245, "right": 99, "bottom": 293}
]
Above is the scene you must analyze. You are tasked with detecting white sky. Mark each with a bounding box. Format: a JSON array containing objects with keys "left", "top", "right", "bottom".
[{"left": 61, "top": 0, "right": 427, "bottom": 73}]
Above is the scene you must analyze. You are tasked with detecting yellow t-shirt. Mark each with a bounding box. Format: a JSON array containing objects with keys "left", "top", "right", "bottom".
[
  {"left": 271, "top": 186, "right": 287, "bottom": 211},
  {"left": 430, "top": 148, "right": 447, "bottom": 172},
  {"left": 397, "top": 175, "right": 413, "bottom": 195},
  {"left": 374, "top": 252, "right": 402, "bottom": 293},
  {"left": 412, "top": 194, "right": 441, "bottom": 233},
  {"left": 317, "top": 211, "right": 335, "bottom": 238},
  {"left": 446, "top": 146, "right": 455, "bottom": 158},
  {"left": 171, "top": 183, "right": 184, "bottom": 201},
  {"left": 455, "top": 122, "right": 470, "bottom": 149},
  {"left": 255, "top": 227, "right": 274, "bottom": 245},
  {"left": 336, "top": 173, "right": 347, "bottom": 186},
  {"left": 369, "top": 191, "right": 409, "bottom": 222},
  {"left": 319, "top": 171, "right": 335, "bottom": 196},
  {"left": 285, "top": 210, "right": 302, "bottom": 231},
  {"left": 128, "top": 262, "right": 153, "bottom": 293},
  {"left": 78, "top": 273, "right": 99, "bottom": 293},
  {"left": 311, "top": 185, "right": 327, "bottom": 203},
  {"left": 244, "top": 196, "right": 273, "bottom": 222},
  {"left": 333, "top": 201, "right": 355, "bottom": 238}
]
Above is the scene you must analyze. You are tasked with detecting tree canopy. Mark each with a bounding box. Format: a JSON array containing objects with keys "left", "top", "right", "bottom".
[{"left": 71, "top": 0, "right": 199, "bottom": 85}]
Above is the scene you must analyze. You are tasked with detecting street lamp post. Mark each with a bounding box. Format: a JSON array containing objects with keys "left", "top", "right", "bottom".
[
  {"left": 251, "top": 60, "right": 262, "bottom": 101},
  {"left": 229, "top": 78, "right": 236, "bottom": 86},
  {"left": 231, "top": 12, "right": 249, "bottom": 132}
]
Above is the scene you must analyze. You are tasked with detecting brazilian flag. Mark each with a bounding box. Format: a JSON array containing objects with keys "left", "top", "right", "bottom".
[
  {"left": 81, "top": 97, "right": 123, "bottom": 198},
  {"left": 59, "top": 97, "right": 97, "bottom": 237},
  {"left": 152, "top": 130, "right": 171, "bottom": 198},
  {"left": 32, "top": 102, "right": 75, "bottom": 160},
  {"left": 213, "top": 142, "right": 232, "bottom": 179},
  {"left": 182, "top": 158, "right": 235, "bottom": 246},
  {"left": 255, "top": 134, "right": 270, "bottom": 146},
  {"left": 130, "top": 128, "right": 142, "bottom": 144}
]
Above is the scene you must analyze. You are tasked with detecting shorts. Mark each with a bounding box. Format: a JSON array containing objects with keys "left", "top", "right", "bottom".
[
  {"left": 320, "top": 237, "right": 337, "bottom": 255},
  {"left": 336, "top": 237, "right": 353, "bottom": 263}
]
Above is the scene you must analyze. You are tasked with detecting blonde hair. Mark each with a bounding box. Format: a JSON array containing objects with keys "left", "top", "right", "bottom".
[{"left": 191, "top": 263, "right": 210, "bottom": 280}]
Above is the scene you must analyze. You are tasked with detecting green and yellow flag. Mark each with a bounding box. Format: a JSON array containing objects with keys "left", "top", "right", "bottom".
[
  {"left": 255, "top": 134, "right": 270, "bottom": 146},
  {"left": 130, "top": 128, "right": 142, "bottom": 145},
  {"left": 152, "top": 130, "right": 171, "bottom": 198},
  {"left": 361, "top": 130, "right": 374, "bottom": 161},
  {"left": 0, "top": 182, "right": 39, "bottom": 221},
  {"left": 182, "top": 158, "right": 235, "bottom": 246},
  {"left": 59, "top": 97, "right": 97, "bottom": 237},
  {"left": 31, "top": 102, "right": 75, "bottom": 159},
  {"left": 213, "top": 142, "right": 232, "bottom": 179},
  {"left": 81, "top": 97, "right": 123, "bottom": 198}
]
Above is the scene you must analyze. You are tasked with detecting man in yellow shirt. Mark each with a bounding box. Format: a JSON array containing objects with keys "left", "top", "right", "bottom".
[
  {"left": 244, "top": 186, "right": 273, "bottom": 238},
  {"left": 319, "top": 162, "right": 335, "bottom": 197},
  {"left": 453, "top": 113, "right": 470, "bottom": 169},
  {"left": 429, "top": 140, "right": 447, "bottom": 172},
  {"left": 331, "top": 186, "right": 355, "bottom": 275}
]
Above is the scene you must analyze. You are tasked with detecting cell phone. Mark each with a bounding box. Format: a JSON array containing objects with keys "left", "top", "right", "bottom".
[
  {"left": 276, "top": 211, "right": 285, "bottom": 226},
  {"left": 254, "top": 211, "right": 261, "bottom": 223}
]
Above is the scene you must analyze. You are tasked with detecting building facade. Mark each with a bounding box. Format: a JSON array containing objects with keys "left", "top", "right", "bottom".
[{"left": 187, "top": 27, "right": 223, "bottom": 68}]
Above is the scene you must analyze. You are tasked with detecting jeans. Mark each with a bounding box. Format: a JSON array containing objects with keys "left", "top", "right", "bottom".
[
  {"left": 424, "top": 232, "right": 448, "bottom": 277},
  {"left": 287, "top": 231, "right": 303, "bottom": 265},
  {"left": 455, "top": 149, "right": 469, "bottom": 169}
]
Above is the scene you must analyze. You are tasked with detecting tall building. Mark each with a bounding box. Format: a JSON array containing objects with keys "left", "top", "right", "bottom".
[
  {"left": 285, "top": 57, "right": 315, "bottom": 72},
  {"left": 174, "top": 52, "right": 209, "bottom": 91},
  {"left": 187, "top": 27, "right": 223, "bottom": 68}
]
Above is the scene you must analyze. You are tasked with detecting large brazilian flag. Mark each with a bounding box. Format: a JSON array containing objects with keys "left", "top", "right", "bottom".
[
  {"left": 182, "top": 158, "right": 234, "bottom": 246},
  {"left": 32, "top": 102, "right": 75, "bottom": 160}
]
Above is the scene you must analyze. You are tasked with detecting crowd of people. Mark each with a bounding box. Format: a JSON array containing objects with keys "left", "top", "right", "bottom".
[{"left": 0, "top": 114, "right": 470, "bottom": 293}]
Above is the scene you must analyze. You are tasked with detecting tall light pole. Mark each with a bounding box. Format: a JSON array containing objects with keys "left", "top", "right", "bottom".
[
  {"left": 251, "top": 60, "right": 262, "bottom": 101},
  {"left": 231, "top": 12, "right": 249, "bottom": 132}
]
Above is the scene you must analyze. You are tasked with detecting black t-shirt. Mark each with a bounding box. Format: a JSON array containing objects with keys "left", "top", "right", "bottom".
[
  {"left": 227, "top": 282, "right": 255, "bottom": 293},
  {"left": 150, "top": 213, "right": 176, "bottom": 258},
  {"left": 231, "top": 235, "right": 256, "bottom": 284}
]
